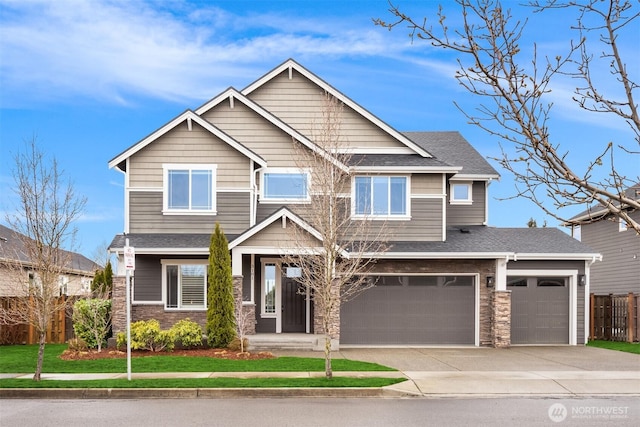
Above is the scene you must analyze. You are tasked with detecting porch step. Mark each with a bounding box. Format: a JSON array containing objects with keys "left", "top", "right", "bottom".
[{"left": 247, "top": 333, "right": 320, "bottom": 352}]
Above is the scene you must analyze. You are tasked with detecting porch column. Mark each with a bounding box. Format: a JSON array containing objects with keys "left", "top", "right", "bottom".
[
  {"left": 111, "top": 276, "right": 126, "bottom": 334},
  {"left": 491, "top": 290, "right": 511, "bottom": 348}
]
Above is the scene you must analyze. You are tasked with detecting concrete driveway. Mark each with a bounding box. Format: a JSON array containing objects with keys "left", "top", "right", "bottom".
[
  {"left": 276, "top": 346, "right": 640, "bottom": 397},
  {"left": 328, "top": 346, "right": 640, "bottom": 372}
]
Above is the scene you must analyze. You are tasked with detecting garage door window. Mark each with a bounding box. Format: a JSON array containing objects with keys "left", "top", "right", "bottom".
[{"left": 537, "top": 278, "right": 565, "bottom": 287}]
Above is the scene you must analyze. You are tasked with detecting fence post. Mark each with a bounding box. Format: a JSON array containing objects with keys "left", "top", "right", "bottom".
[
  {"left": 589, "top": 293, "right": 595, "bottom": 341},
  {"left": 628, "top": 292, "right": 635, "bottom": 343}
]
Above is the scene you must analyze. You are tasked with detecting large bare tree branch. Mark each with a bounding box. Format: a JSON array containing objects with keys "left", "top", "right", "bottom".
[{"left": 375, "top": 0, "right": 639, "bottom": 232}]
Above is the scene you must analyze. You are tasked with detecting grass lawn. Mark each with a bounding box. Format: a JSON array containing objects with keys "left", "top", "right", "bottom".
[
  {"left": 0, "top": 344, "right": 395, "bottom": 374},
  {"left": 587, "top": 340, "right": 640, "bottom": 355},
  {"left": 0, "top": 377, "right": 405, "bottom": 389}
]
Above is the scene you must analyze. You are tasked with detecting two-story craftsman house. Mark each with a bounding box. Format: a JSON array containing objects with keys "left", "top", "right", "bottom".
[{"left": 109, "top": 59, "right": 600, "bottom": 348}]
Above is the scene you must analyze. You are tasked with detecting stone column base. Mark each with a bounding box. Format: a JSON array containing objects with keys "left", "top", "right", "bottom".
[{"left": 491, "top": 290, "right": 511, "bottom": 348}]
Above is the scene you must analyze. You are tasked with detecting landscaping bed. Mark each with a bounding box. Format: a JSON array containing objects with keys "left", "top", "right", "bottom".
[{"left": 59, "top": 347, "right": 274, "bottom": 361}]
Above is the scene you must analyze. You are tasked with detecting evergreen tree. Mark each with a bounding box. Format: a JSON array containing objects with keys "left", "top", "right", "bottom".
[
  {"left": 206, "top": 223, "right": 236, "bottom": 348},
  {"left": 90, "top": 259, "right": 114, "bottom": 296}
]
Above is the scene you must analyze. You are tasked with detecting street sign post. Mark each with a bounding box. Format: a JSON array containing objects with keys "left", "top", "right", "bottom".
[{"left": 124, "top": 241, "right": 134, "bottom": 381}]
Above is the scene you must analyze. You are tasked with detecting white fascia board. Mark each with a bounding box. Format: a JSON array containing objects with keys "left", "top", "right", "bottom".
[
  {"left": 352, "top": 166, "right": 462, "bottom": 174},
  {"left": 451, "top": 174, "right": 500, "bottom": 181},
  {"left": 109, "top": 247, "right": 210, "bottom": 256},
  {"left": 229, "top": 208, "right": 323, "bottom": 249},
  {"left": 241, "top": 59, "right": 433, "bottom": 158},
  {"left": 510, "top": 253, "right": 603, "bottom": 262},
  {"left": 362, "top": 251, "right": 513, "bottom": 259},
  {"left": 108, "top": 110, "right": 267, "bottom": 170},
  {"left": 196, "top": 88, "right": 348, "bottom": 173}
]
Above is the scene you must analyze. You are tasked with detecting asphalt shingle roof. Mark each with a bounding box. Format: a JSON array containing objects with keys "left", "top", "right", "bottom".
[
  {"left": 348, "top": 154, "right": 453, "bottom": 168},
  {"left": 403, "top": 131, "right": 500, "bottom": 177},
  {"left": 0, "top": 224, "right": 100, "bottom": 272}
]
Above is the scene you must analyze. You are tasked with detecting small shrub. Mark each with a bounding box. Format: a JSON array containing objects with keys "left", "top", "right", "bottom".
[
  {"left": 72, "top": 298, "right": 112, "bottom": 352},
  {"left": 116, "top": 319, "right": 174, "bottom": 352},
  {"left": 227, "top": 337, "right": 249, "bottom": 352},
  {"left": 170, "top": 318, "right": 203, "bottom": 348},
  {"left": 67, "top": 337, "right": 88, "bottom": 352}
]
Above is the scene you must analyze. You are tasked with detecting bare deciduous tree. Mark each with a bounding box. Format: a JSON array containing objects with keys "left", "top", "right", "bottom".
[
  {"left": 0, "top": 138, "right": 86, "bottom": 380},
  {"left": 375, "top": 0, "right": 639, "bottom": 232},
  {"left": 281, "top": 94, "right": 389, "bottom": 379}
]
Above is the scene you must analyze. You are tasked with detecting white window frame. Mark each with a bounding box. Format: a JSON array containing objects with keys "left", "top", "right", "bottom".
[
  {"left": 260, "top": 168, "right": 311, "bottom": 203},
  {"left": 161, "top": 260, "right": 208, "bottom": 311},
  {"left": 260, "top": 259, "right": 280, "bottom": 318},
  {"left": 351, "top": 175, "right": 410, "bottom": 219},
  {"left": 450, "top": 181, "right": 473, "bottom": 205},
  {"left": 619, "top": 217, "right": 628, "bottom": 232},
  {"left": 162, "top": 164, "right": 217, "bottom": 214}
]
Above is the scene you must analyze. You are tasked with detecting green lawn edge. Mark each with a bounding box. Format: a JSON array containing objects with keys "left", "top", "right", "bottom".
[
  {"left": 587, "top": 340, "right": 640, "bottom": 355},
  {"left": 0, "top": 377, "right": 405, "bottom": 389},
  {"left": 0, "top": 344, "right": 396, "bottom": 373}
]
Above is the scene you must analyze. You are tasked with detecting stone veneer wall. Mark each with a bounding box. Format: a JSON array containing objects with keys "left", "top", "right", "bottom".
[
  {"left": 491, "top": 290, "right": 511, "bottom": 348},
  {"left": 312, "top": 279, "right": 340, "bottom": 339},
  {"left": 111, "top": 275, "right": 256, "bottom": 335}
]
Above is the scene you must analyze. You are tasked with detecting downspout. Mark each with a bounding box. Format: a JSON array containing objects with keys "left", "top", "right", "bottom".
[{"left": 252, "top": 165, "right": 264, "bottom": 227}]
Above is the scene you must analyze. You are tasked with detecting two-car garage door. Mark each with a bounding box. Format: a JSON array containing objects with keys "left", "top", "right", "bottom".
[{"left": 340, "top": 275, "right": 476, "bottom": 345}]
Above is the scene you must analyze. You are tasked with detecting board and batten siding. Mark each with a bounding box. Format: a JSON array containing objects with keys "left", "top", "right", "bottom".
[
  {"left": 129, "top": 191, "right": 251, "bottom": 234},
  {"left": 128, "top": 122, "right": 252, "bottom": 189},
  {"left": 580, "top": 211, "right": 640, "bottom": 294},
  {"left": 247, "top": 70, "right": 409, "bottom": 151},
  {"left": 132, "top": 255, "right": 163, "bottom": 302},
  {"left": 447, "top": 181, "right": 487, "bottom": 226},
  {"left": 201, "top": 101, "right": 303, "bottom": 167}
]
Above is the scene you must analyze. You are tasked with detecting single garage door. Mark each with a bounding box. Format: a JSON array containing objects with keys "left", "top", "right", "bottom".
[
  {"left": 340, "top": 275, "right": 476, "bottom": 345},
  {"left": 508, "top": 276, "right": 569, "bottom": 344}
]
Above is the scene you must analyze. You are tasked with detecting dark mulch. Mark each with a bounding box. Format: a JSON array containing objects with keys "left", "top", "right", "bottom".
[{"left": 59, "top": 347, "right": 274, "bottom": 361}]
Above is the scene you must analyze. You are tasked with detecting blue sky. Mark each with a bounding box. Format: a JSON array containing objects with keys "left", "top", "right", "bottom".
[{"left": 1, "top": 0, "right": 637, "bottom": 259}]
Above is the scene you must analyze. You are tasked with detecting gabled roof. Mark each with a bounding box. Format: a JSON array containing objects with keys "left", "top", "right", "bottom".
[
  {"left": 0, "top": 224, "right": 99, "bottom": 273},
  {"left": 229, "top": 207, "right": 325, "bottom": 250},
  {"left": 241, "top": 59, "right": 433, "bottom": 158},
  {"left": 194, "top": 88, "right": 349, "bottom": 173},
  {"left": 566, "top": 182, "right": 640, "bottom": 224},
  {"left": 108, "top": 110, "right": 267, "bottom": 172},
  {"left": 403, "top": 131, "right": 500, "bottom": 179}
]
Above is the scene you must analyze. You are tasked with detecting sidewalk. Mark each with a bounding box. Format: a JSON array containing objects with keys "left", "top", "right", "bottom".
[
  {"left": 1, "top": 346, "right": 638, "bottom": 398},
  {"left": 1, "top": 369, "right": 639, "bottom": 399}
]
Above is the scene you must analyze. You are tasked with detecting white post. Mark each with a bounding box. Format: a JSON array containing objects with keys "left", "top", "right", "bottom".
[{"left": 125, "top": 238, "right": 132, "bottom": 381}]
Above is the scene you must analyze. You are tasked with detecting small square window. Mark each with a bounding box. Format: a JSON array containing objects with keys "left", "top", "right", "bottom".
[
  {"left": 619, "top": 217, "right": 628, "bottom": 232},
  {"left": 450, "top": 182, "right": 472, "bottom": 204}
]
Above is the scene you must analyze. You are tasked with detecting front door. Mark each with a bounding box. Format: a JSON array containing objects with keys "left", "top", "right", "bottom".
[{"left": 282, "top": 276, "right": 306, "bottom": 332}]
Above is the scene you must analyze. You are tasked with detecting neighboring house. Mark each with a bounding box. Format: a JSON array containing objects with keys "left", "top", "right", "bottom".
[
  {"left": 108, "top": 59, "right": 601, "bottom": 347},
  {"left": 565, "top": 183, "right": 640, "bottom": 295},
  {"left": 0, "top": 224, "right": 98, "bottom": 297}
]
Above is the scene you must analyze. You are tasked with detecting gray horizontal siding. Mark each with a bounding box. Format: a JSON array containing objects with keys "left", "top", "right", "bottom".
[
  {"left": 247, "top": 70, "right": 408, "bottom": 150},
  {"left": 133, "top": 255, "right": 162, "bottom": 302},
  {"left": 581, "top": 211, "right": 640, "bottom": 294},
  {"left": 129, "top": 191, "right": 251, "bottom": 234},
  {"left": 447, "top": 181, "right": 486, "bottom": 226},
  {"left": 254, "top": 197, "right": 443, "bottom": 242}
]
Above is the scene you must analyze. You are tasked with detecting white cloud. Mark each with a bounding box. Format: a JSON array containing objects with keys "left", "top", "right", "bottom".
[{"left": 0, "top": 0, "right": 413, "bottom": 106}]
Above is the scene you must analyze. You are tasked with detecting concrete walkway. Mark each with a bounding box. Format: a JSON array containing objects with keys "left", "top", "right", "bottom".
[{"left": 1, "top": 346, "right": 638, "bottom": 398}]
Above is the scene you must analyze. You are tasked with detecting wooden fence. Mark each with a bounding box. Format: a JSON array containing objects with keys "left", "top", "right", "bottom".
[
  {"left": 590, "top": 293, "right": 639, "bottom": 343},
  {"left": 0, "top": 296, "right": 72, "bottom": 345}
]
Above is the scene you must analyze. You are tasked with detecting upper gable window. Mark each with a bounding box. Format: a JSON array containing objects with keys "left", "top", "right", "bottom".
[
  {"left": 261, "top": 168, "right": 310, "bottom": 203},
  {"left": 450, "top": 182, "right": 473, "bottom": 205},
  {"left": 353, "top": 176, "right": 409, "bottom": 218},
  {"left": 163, "top": 164, "right": 216, "bottom": 214}
]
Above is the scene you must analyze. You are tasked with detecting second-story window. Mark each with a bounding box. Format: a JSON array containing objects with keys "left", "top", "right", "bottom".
[
  {"left": 163, "top": 164, "right": 217, "bottom": 214},
  {"left": 262, "top": 168, "right": 310, "bottom": 202},
  {"left": 353, "top": 176, "right": 408, "bottom": 217},
  {"left": 450, "top": 182, "right": 473, "bottom": 205}
]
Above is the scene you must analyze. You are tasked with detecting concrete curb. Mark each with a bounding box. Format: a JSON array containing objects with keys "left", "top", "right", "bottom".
[{"left": 0, "top": 386, "right": 412, "bottom": 399}]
